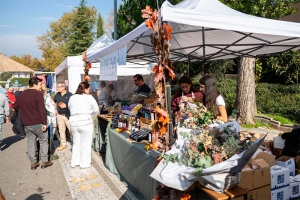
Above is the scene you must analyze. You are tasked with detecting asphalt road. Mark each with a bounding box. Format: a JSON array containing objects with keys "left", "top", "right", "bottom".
[{"left": 0, "top": 122, "right": 72, "bottom": 200}]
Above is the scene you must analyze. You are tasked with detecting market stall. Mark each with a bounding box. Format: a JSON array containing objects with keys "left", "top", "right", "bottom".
[{"left": 84, "top": 0, "right": 300, "bottom": 199}]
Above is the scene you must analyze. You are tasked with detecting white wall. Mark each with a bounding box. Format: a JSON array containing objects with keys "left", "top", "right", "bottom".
[{"left": 11, "top": 72, "right": 31, "bottom": 78}]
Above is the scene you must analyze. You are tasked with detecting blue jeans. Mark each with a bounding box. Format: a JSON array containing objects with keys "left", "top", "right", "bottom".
[
  {"left": 0, "top": 115, "right": 4, "bottom": 141},
  {"left": 48, "top": 123, "right": 53, "bottom": 140}
]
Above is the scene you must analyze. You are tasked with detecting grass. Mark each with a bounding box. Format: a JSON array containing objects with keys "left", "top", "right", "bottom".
[
  {"left": 240, "top": 119, "right": 270, "bottom": 129},
  {"left": 259, "top": 113, "right": 296, "bottom": 124}
]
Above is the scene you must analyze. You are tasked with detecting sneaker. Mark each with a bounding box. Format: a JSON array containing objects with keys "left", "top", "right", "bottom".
[
  {"left": 57, "top": 145, "right": 67, "bottom": 151},
  {"left": 41, "top": 161, "right": 53, "bottom": 169}
]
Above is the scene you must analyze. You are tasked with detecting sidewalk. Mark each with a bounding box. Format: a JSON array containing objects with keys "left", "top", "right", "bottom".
[{"left": 0, "top": 123, "right": 137, "bottom": 200}]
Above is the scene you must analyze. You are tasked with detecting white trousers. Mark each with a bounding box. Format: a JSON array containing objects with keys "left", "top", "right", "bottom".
[{"left": 70, "top": 123, "right": 93, "bottom": 168}]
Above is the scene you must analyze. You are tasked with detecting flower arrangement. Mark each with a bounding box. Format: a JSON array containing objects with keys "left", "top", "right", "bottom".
[
  {"left": 162, "top": 129, "right": 244, "bottom": 176},
  {"left": 175, "top": 96, "right": 214, "bottom": 129}
]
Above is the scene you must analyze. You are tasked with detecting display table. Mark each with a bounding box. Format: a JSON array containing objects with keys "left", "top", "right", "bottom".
[
  {"left": 92, "top": 115, "right": 112, "bottom": 155},
  {"left": 105, "top": 129, "right": 160, "bottom": 200}
]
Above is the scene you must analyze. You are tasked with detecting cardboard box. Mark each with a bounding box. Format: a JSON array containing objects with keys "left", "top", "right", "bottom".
[
  {"left": 276, "top": 156, "right": 295, "bottom": 177},
  {"left": 239, "top": 152, "right": 275, "bottom": 189},
  {"left": 262, "top": 140, "right": 274, "bottom": 152},
  {"left": 271, "top": 186, "right": 290, "bottom": 200},
  {"left": 290, "top": 181, "right": 300, "bottom": 199},
  {"left": 247, "top": 184, "right": 271, "bottom": 200},
  {"left": 270, "top": 165, "right": 290, "bottom": 190},
  {"left": 274, "top": 136, "right": 285, "bottom": 149},
  {"left": 273, "top": 148, "right": 283, "bottom": 158}
]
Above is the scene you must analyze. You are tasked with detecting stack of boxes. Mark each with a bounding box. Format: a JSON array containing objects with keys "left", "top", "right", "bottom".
[{"left": 238, "top": 136, "right": 300, "bottom": 199}]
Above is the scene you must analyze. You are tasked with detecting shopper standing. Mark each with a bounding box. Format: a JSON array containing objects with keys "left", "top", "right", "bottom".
[
  {"left": 0, "top": 92, "right": 9, "bottom": 145},
  {"left": 13, "top": 77, "right": 53, "bottom": 170},
  {"left": 54, "top": 82, "right": 72, "bottom": 151},
  {"left": 6, "top": 87, "right": 16, "bottom": 120},
  {"left": 68, "top": 82, "right": 99, "bottom": 168}
]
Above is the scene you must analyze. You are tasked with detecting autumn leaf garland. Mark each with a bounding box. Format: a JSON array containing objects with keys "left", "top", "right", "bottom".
[{"left": 82, "top": 51, "right": 91, "bottom": 82}]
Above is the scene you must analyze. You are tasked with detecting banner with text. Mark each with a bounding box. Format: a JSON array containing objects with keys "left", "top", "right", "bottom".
[{"left": 100, "top": 51, "right": 118, "bottom": 81}]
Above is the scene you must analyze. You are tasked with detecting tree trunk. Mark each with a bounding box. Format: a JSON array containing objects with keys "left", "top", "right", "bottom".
[{"left": 236, "top": 57, "right": 257, "bottom": 124}]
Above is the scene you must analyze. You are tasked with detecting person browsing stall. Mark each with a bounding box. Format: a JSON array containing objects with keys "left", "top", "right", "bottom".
[
  {"left": 129, "top": 74, "right": 151, "bottom": 104},
  {"left": 199, "top": 75, "right": 227, "bottom": 122},
  {"left": 97, "top": 81, "right": 110, "bottom": 106},
  {"left": 13, "top": 77, "right": 53, "bottom": 170},
  {"left": 68, "top": 82, "right": 99, "bottom": 168},
  {"left": 54, "top": 82, "right": 73, "bottom": 151},
  {"left": 171, "top": 76, "right": 203, "bottom": 112}
]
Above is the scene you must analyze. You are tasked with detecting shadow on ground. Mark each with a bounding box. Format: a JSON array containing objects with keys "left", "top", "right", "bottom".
[{"left": 0, "top": 135, "right": 25, "bottom": 151}]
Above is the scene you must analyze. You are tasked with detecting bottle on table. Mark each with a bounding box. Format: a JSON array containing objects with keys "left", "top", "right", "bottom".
[
  {"left": 118, "top": 115, "right": 123, "bottom": 129},
  {"left": 123, "top": 116, "right": 128, "bottom": 131}
]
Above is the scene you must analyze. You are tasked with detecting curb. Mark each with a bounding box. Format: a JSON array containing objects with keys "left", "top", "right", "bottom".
[{"left": 254, "top": 115, "right": 295, "bottom": 132}]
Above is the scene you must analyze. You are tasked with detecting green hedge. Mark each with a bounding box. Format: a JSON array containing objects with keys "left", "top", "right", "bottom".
[{"left": 10, "top": 78, "right": 30, "bottom": 86}]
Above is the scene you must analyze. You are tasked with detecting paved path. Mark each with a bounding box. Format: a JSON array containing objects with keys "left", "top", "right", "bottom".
[
  {"left": 0, "top": 123, "right": 137, "bottom": 200},
  {"left": 0, "top": 121, "right": 282, "bottom": 200}
]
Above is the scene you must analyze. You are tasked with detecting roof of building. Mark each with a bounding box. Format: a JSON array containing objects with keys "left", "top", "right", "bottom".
[{"left": 0, "top": 53, "right": 34, "bottom": 73}]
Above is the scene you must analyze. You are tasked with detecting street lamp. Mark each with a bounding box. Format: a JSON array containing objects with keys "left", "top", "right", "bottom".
[{"left": 114, "top": 0, "right": 117, "bottom": 40}]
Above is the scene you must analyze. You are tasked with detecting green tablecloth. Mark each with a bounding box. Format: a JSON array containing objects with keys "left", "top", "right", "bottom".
[{"left": 106, "top": 129, "right": 160, "bottom": 200}]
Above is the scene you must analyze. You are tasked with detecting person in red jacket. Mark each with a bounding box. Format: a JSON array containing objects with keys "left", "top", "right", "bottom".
[
  {"left": 13, "top": 77, "right": 53, "bottom": 170},
  {"left": 6, "top": 87, "right": 16, "bottom": 121},
  {"left": 171, "top": 76, "right": 203, "bottom": 113}
]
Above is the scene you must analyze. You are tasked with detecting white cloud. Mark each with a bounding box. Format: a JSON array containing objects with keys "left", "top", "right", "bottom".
[
  {"left": 55, "top": 4, "right": 73, "bottom": 9},
  {"left": 0, "top": 34, "right": 42, "bottom": 59},
  {"left": 0, "top": 24, "right": 15, "bottom": 28},
  {"left": 38, "top": 17, "right": 57, "bottom": 21}
]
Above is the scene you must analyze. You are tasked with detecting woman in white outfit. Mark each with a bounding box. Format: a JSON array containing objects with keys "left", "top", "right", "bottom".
[
  {"left": 68, "top": 82, "right": 99, "bottom": 168},
  {"left": 199, "top": 75, "right": 239, "bottom": 132}
]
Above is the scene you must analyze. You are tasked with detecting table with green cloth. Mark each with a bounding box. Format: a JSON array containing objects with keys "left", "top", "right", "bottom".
[
  {"left": 105, "top": 129, "right": 160, "bottom": 200},
  {"left": 92, "top": 115, "right": 112, "bottom": 155}
]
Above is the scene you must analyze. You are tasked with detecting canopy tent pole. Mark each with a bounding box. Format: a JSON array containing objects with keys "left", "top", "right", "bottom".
[
  {"left": 202, "top": 27, "right": 206, "bottom": 61},
  {"left": 188, "top": 58, "right": 190, "bottom": 77},
  {"left": 114, "top": 0, "right": 117, "bottom": 40}
]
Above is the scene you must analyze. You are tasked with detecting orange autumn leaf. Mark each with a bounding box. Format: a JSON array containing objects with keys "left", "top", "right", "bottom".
[
  {"left": 145, "top": 20, "right": 155, "bottom": 30},
  {"left": 160, "top": 126, "right": 166, "bottom": 134},
  {"left": 151, "top": 144, "right": 157, "bottom": 150},
  {"left": 141, "top": 5, "right": 153, "bottom": 19},
  {"left": 155, "top": 108, "right": 169, "bottom": 118},
  {"left": 154, "top": 72, "right": 164, "bottom": 83},
  {"left": 163, "top": 24, "right": 172, "bottom": 40},
  {"left": 152, "top": 65, "right": 159, "bottom": 74},
  {"left": 168, "top": 68, "right": 175, "bottom": 79},
  {"left": 162, "top": 117, "right": 169, "bottom": 125},
  {"left": 86, "top": 62, "right": 92, "bottom": 70},
  {"left": 151, "top": 10, "right": 158, "bottom": 21},
  {"left": 181, "top": 193, "right": 191, "bottom": 200},
  {"left": 82, "top": 51, "right": 87, "bottom": 62}
]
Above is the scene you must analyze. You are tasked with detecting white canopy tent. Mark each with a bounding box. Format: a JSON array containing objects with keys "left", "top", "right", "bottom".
[
  {"left": 55, "top": 56, "right": 154, "bottom": 94},
  {"left": 87, "top": 0, "right": 300, "bottom": 64}
]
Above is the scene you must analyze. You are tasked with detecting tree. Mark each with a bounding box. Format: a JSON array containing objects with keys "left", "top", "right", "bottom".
[
  {"left": 96, "top": 13, "right": 105, "bottom": 38},
  {"left": 117, "top": 0, "right": 182, "bottom": 38},
  {"left": 67, "top": 0, "right": 97, "bottom": 55},
  {"left": 105, "top": 9, "right": 114, "bottom": 36},
  {"left": 220, "top": 0, "right": 298, "bottom": 124},
  {"left": 0, "top": 73, "right": 12, "bottom": 81},
  {"left": 37, "top": 11, "right": 76, "bottom": 71},
  {"left": 267, "top": 50, "right": 300, "bottom": 84}
]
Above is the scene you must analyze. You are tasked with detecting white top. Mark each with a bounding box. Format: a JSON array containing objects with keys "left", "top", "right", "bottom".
[
  {"left": 216, "top": 95, "right": 225, "bottom": 107},
  {"left": 68, "top": 94, "right": 99, "bottom": 126},
  {"left": 44, "top": 96, "right": 56, "bottom": 127}
]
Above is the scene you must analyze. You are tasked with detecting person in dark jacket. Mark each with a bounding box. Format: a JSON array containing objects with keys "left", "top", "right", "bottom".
[
  {"left": 13, "top": 77, "right": 53, "bottom": 170},
  {"left": 281, "top": 127, "right": 300, "bottom": 157}
]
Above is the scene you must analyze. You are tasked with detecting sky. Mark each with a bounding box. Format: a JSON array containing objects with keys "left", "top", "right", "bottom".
[{"left": 0, "top": 0, "right": 122, "bottom": 59}]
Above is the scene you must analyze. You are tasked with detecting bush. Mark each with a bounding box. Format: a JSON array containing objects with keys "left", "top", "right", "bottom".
[{"left": 10, "top": 78, "right": 30, "bottom": 86}]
